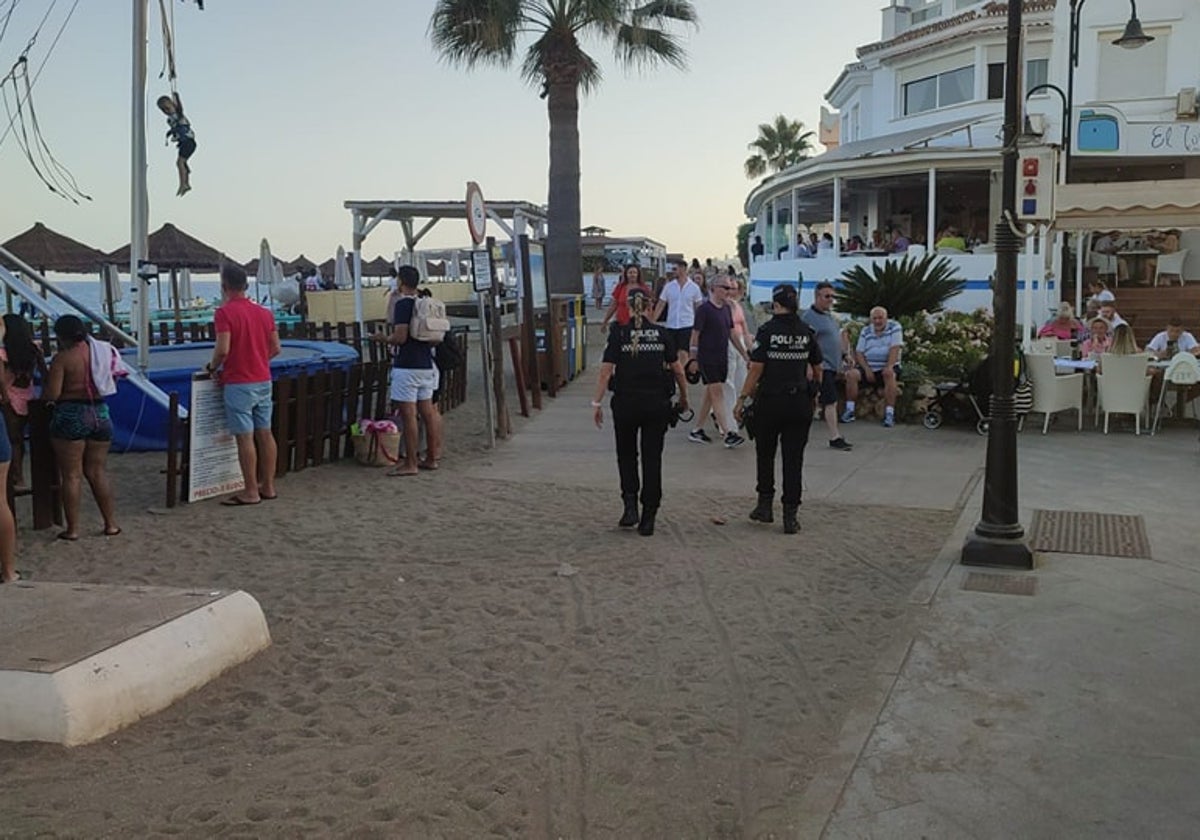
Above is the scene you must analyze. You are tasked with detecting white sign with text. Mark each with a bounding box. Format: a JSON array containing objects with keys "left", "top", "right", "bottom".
[
  {"left": 1075, "top": 105, "right": 1200, "bottom": 157},
  {"left": 187, "top": 375, "right": 246, "bottom": 503}
]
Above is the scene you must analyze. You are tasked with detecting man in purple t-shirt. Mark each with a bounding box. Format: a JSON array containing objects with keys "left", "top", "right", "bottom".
[{"left": 687, "top": 280, "right": 746, "bottom": 448}]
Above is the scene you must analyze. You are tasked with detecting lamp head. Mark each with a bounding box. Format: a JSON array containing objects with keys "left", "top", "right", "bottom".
[{"left": 1113, "top": 3, "right": 1154, "bottom": 50}]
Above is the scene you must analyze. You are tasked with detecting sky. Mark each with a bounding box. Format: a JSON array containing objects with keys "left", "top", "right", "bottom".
[{"left": 0, "top": 0, "right": 884, "bottom": 266}]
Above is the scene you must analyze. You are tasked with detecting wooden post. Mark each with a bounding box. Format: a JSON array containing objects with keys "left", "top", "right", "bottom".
[
  {"left": 166, "top": 391, "right": 180, "bottom": 508},
  {"left": 508, "top": 336, "right": 530, "bottom": 417},
  {"left": 273, "top": 377, "right": 293, "bottom": 475},
  {"left": 310, "top": 370, "right": 327, "bottom": 467},
  {"left": 27, "top": 400, "right": 60, "bottom": 530},
  {"left": 294, "top": 374, "right": 310, "bottom": 470}
]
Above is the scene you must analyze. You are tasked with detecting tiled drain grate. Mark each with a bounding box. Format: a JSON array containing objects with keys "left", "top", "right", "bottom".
[
  {"left": 961, "top": 573, "right": 1037, "bottom": 596},
  {"left": 1027, "top": 510, "right": 1151, "bottom": 559}
]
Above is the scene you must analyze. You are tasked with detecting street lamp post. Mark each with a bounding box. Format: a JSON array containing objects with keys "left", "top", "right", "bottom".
[{"left": 961, "top": 0, "right": 1033, "bottom": 569}]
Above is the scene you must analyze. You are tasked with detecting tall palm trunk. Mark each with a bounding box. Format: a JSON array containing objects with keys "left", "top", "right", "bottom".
[{"left": 545, "top": 79, "right": 583, "bottom": 296}]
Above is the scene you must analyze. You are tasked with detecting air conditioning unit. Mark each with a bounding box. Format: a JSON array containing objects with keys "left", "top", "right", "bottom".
[{"left": 1177, "top": 87, "right": 1198, "bottom": 119}]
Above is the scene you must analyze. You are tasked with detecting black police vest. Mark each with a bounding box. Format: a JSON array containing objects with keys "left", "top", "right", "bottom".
[
  {"left": 755, "top": 317, "right": 817, "bottom": 396},
  {"left": 610, "top": 323, "right": 672, "bottom": 395}
]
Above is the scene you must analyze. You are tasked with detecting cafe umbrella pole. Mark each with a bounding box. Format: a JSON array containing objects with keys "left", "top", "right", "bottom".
[{"left": 962, "top": 0, "right": 1033, "bottom": 570}]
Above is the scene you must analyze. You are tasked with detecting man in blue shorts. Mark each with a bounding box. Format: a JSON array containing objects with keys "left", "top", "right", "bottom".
[
  {"left": 843, "top": 306, "right": 903, "bottom": 427},
  {"left": 207, "top": 263, "right": 281, "bottom": 504}
]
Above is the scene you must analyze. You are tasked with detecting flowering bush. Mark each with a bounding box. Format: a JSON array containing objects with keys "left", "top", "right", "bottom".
[{"left": 896, "top": 309, "right": 993, "bottom": 381}]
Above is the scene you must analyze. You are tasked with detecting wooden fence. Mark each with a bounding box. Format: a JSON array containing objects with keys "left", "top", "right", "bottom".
[
  {"left": 7, "top": 329, "right": 468, "bottom": 524},
  {"left": 164, "top": 330, "right": 469, "bottom": 507}
]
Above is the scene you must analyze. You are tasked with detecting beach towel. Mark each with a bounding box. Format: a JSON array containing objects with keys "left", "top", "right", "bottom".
[{"left": 85, "top": 336, "right": 129, "bottom": 397}]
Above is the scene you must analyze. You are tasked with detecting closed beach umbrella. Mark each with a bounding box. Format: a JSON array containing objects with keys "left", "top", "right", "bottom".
[{"left": 334, "top": 245, "right": 351, "bottom": 289}]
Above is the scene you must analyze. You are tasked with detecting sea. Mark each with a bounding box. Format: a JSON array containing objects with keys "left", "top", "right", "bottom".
[{"left": 2, "top": 274, "right": 383, "bottom": 320}]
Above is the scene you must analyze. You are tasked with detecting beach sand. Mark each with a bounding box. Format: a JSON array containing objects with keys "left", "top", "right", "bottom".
[{"left": 0, "top": 332, "right": 957, "bottom": 838}]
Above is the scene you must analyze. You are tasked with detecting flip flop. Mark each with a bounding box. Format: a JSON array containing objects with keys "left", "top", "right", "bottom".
[
  {"left": 417, "top": 461, "right": 439, "bottom": 471},
  {"left": 103, "top": 527, "right": 122, "bottom": 537},
  {"left": 260, "top": 493, "right": 278, "bottom": 501},
  {"left": 1, "top": 571, "right": 22, "bottom": 584},
  {"left": 220, "top": 497, "right": 262, "bottom": 506},
  {"left": 386, "top": 468, "right": 419, "bottom": 477},
  {"left": 56, "top": 532, "right": 79, "bottom": 542}
]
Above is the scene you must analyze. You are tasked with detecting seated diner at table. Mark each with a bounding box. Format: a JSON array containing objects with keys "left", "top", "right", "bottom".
[
  {"left": 1108, "top": 323, "right": 1140, "bottom": 356},
  {"left": 1038, "top": 302, "right": 1084, "bottom": 341},
  {"left": 934, "top": 226, "right": 967, "bottom": 252},
  {"left": 1142, "top": 229, "right": 1182, "bottom": 285},
  {"left": 1079, "top": 318, "right": 1111, "bottom": 360},
  {"left": 1097, "top": 300, "right": 1127, "bottom": 331},
  {"left": 1145, "top": 317, "right": 1200, "bottom": 360}
]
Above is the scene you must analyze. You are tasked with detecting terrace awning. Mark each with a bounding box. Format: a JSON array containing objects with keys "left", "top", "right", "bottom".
[{"left": 1054, "top": 180, "right": 1200, "bottom": 231}]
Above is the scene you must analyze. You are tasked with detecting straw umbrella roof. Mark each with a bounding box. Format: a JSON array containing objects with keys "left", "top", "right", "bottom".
[
  {"left": 284, "top": 254, "right": 317, "bottom": 275},
  {"left": 0, "top": 222, "right": 108, "bottom": 274},
  {"left": 361, "top": 255, "right": 394, "bottom": 277},
  {"left": 108, "top": 222, "right": 228, "bottom": 272}
]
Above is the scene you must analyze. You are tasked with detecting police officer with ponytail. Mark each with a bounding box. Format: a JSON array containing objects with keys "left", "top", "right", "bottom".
[
  {"left": 734, "top": 284, "right": 823, "bottom": 534},
  {"left": 592, "top": 287, "right": 689, "bottom": 536}
]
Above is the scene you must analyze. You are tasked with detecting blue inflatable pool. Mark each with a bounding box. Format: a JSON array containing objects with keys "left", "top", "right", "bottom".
[{"left": 108, "top": 340, "right": 360, "bottom": 451}]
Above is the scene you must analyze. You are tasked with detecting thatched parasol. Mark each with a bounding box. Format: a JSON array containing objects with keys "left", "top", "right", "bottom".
[
  {"left": 284, "top": 254, "right": 317, "bottom": 275},
  {"left": 108, "top": 222, "right": 228, "bottom": 272},
  {"left": 1, "top": 222, "right": 108, "bottom": 274},
  {"left": 361, "top": 255, "right": 395, "bottom": 277}
]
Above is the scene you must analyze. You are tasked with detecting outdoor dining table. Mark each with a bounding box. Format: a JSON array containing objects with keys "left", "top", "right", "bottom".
[
  {"left": 1053, "top": 357, "right": 1171, "bottom": 422},
  {"left": 1113, "top": 249, "right": 1160, "bottom": 287}
]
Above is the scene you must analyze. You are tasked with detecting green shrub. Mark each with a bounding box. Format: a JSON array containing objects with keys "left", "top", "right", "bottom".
[
  {"left": 898, "top": 309, "right": 992, "bottom": 381},
  {"left": 837, "top": 254, "right": 965, "bottom": 319}
]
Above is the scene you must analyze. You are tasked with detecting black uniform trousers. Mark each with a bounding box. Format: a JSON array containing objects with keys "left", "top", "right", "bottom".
[
  {"left": 611, "top": 390, "right": 672, "bottom": 508},
  {"left": 754, "top": 392, "right": 813, "bottom": 507}
]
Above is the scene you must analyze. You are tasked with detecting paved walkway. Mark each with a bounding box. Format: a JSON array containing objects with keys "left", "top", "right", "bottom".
[{"left": 489, "top": 327, "right": 1200, "bottom": 837}]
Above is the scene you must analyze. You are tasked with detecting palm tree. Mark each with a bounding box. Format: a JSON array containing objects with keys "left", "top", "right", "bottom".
[
  {"left": 744, "top": 115, "right": 816, "bottom": 179},
  {"left": 429, "top": 1, "right": 698, "bottom": 295}
]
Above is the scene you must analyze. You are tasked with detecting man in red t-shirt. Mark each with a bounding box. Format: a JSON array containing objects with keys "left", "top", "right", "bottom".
[{"left": 206, "top": 263, "right": 281, "bottom": 505}]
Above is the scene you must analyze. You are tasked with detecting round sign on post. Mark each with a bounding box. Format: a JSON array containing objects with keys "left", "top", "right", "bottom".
[{"left": 466, "top": 182, "right": 487, "bottom": 245}]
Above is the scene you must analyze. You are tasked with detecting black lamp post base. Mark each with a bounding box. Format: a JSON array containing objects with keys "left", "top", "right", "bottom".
[{"left": 961, "top": 533, "right": 1034, "bottom": 569}]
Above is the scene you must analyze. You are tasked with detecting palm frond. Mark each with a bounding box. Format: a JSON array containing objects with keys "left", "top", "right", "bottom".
[
  {"left": 836, "top": 255, "right": 965, "bottom": 319},
  {"left": 428, "top": 0, "right": 524, "bottom": 68}
]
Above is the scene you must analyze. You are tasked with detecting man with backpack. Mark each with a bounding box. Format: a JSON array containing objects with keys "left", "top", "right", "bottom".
[{"left": 374, "top": 265, "right": 443, "bottom": 476}]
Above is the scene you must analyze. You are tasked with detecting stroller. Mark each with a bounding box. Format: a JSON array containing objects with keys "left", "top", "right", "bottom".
[{"left": 923, "top": 356, "right": 993, "bottom": 435}]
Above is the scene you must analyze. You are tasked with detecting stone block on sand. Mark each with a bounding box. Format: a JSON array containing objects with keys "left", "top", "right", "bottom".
[{"left": 0, "top": 582, "right": 270, "bottom": 746}]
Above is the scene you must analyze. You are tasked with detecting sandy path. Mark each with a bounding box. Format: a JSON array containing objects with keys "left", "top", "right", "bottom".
[{"left": 0, "top": 332, "right": 957, "bottom": 838}]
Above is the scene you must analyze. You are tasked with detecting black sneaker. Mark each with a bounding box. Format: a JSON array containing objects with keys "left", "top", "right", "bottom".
[
  {"left": 688, "top": 428, "right": 712, "bottom": 444},
  {"left": 723, "top": 432, "right": 746, "bottom": 449},
  {"left": 829, "top": 437, "right": 853, "bottom": 451}
]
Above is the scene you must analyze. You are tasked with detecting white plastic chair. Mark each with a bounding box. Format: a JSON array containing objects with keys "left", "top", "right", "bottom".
[
  {"left": 1096, "top": 353, "right": 1154, "bottom": 434},
  {"left": 1024, "top": 352, "right": 1083, "bottom": 433},
  {"left": 1152, "top": 352, "right": 1200, "bottom": 434},
  {"left": 1153, "top": 249, "right": 1189, "bottom": 287}
]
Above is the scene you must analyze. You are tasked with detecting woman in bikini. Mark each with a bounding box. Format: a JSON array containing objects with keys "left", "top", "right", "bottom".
[
  {"left": 43, "top": 315, "right": 120, "bottom": 541},
  {"left": 0, "top": 319, "right": 16, "bottom": 582}
]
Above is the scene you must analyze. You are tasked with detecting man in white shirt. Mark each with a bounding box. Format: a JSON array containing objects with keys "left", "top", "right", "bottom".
[
  {"left": 1097, "top": 301, "right": 1127, "bottom": 331},
  {"left": 842, "top": 306, "right": 904, "bottom": 427},
  {"left": 1145, "top": 318, "right": 1200, "bottom": 360},
  {"left": 653, "top": 258, "right": 704, "bottom": 373}
]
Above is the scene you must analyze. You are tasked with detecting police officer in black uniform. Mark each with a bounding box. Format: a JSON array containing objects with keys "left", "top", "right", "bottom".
[
  {"left": 734, "top": 284, "right": 823, "bottom": 534},
  {"left": 592, "top": 288, "right": 689, "bottom": 536}
]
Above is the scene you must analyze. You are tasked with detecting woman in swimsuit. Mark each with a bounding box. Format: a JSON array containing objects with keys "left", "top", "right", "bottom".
[
  {"left": 43, "top": 316, "right": 120, "bottom": 541},
  {"left": 0, "top": 319, "right": 15, "bottom": 582}
]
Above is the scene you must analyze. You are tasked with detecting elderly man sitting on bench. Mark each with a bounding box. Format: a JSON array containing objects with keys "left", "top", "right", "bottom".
[{"left": 842, "top": 306, "right": 904, "bottom": 428}]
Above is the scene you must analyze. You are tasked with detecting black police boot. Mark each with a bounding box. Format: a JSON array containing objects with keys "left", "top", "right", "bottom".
[
  {"left": 619, "top": 494, "right": 639, "bottom": 528},
  {"left": 638, "top": 506, "right": 658, "bottom": 536},
  {"left": 782, "top": 504, "right": 800, "bottom": 534},
  {"left": 749, "top": 494, "right": 774, "bottom": 523}
]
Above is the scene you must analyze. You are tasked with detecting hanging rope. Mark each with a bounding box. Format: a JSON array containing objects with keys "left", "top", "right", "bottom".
[
  {"left": 0, "top": 0, "right": 89, "bottom": 201},
  {"left": 157, "top": 0, "right": 177, "bottom": 93}
]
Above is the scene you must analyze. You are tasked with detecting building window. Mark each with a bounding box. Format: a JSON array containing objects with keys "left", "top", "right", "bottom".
[
  {"left": 904, "top": 76, "right": 938, "bottom": 115},
  {"left": 904, "top": 65, "right": 975, "bottom": 115},
  {"left": 1025, "top": 59, "right": 1049, "bottom": 96},
  {"left": 987, "top": 63, "right": 1004, "bottom": 100},
  {"left": 987, "top": 58, "right": 1051, "bottom": 100}
]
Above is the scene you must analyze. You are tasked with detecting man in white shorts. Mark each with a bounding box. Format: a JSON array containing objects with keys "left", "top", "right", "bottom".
[{"left": 376, "top": 265, "right": 442, "bottom": 476}]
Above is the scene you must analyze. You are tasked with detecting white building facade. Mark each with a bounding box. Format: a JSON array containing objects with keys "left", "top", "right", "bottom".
[{"left": 745, "top": 0, "right": 1200, "bottom": 315}]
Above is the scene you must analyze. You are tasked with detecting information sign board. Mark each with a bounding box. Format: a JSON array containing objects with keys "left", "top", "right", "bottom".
[{"left": 187, "top": 375, "right": 246, "bottom": 503}]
